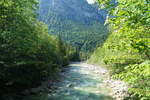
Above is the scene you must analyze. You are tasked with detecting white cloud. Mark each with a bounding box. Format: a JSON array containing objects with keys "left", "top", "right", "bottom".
[{"left": 87, "top": 0, "right": 95, "bottom": 4}]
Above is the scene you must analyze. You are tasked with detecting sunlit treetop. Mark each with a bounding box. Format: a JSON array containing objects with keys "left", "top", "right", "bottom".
[{"left": 96, "top": 0, "right": 150, "bottom": 27}]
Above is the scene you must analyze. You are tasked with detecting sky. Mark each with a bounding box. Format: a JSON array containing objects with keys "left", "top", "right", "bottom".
[{"left": 87, "top": 0, "right": 95, "bottom": 4}]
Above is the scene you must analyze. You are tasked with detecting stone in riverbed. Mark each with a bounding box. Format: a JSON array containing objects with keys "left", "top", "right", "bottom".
[
  {"left": 66, "top": 83, "right": 74, "bottom": 87},
  {"left": 48, "top": 89, "right": 53, "bottom": 93},
  {"left": 64, "top": 92, "right": 70, "bottom": 96}
]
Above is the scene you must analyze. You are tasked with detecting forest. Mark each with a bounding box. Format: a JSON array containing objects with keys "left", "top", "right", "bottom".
[
  {"left": 0, "top": 0, "right": 78, "bottom": 99},
  {"left": 89, "top": 0, "right": 150, "bottom": 99},
  {"left": 38, "top": 0, "right": 109, "bottom": 60},
  {"left": 0, "top": 0, "right": 150, "bottom": 100}
]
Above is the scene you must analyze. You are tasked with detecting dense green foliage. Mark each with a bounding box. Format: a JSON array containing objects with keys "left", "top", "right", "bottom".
[
  {"left": 40, "top": 12, "right": 109, "bottom": 59},
  {"left": 39, "top": 0, "right": 109, "bottom": 58},
  {"left": 48, "top": 19, "right": 109, "bottom": 60},
  {"left": 89, "top": 0, "right": 150, "bottom": 99},
  {"left": 1, "top": 0, "right": 149, "bottom": 99},
  {"left": 60, "top": 22, "right": 108, "bottom": 52},
  {"left": 0, "top": 0, "right": 77, "bottom": 98},
  {"left": 57, "top": 21, "right": 109, "bottom": 60}
]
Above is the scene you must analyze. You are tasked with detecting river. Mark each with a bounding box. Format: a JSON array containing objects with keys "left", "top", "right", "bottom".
[{"left": 23, "top": 62, "right": 114, "bottom": 100}]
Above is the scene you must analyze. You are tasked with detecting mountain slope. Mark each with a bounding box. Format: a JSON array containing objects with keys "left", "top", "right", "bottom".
[
  {"left": 38, "top": 0, "right": 109, "bottom": 53},
  {"left": 39, "top": 0, "right": 107, "bottom": 24}
]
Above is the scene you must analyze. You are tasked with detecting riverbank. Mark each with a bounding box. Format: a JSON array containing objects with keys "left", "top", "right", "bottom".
[
  {"left": 84, "top": 63, "right": 129, "bottom": 100},
  {"left": 23, "top": 62, "right": 129, "bottom": 100}
]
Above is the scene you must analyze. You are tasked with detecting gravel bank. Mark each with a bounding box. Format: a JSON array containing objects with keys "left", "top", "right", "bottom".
[{"left": 84, "top": 63, "right": 129, "bottom": 100}]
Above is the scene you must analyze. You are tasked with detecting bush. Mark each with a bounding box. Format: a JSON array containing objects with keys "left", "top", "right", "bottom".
[
  {"left": 89, "top": 2, "right": 150, "bottom": 98},
  {"left": 114, "top": 61, "right": 150, "bottom": 99}
]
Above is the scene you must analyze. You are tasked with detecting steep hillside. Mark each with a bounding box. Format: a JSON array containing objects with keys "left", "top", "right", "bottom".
[
  {"left": 39, "top": 0, "right": 107, "bottom": 24},
  {"left": 38, "top": 0, "right": 108, "bottom": 53},
  {"left": 89, "top": 0, "right": 150, "bottom": 99}
]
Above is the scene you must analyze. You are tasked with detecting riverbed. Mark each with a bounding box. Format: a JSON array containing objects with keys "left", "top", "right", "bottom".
[{"left": 23, "top": 62, "right": 128, "bottom": 100}]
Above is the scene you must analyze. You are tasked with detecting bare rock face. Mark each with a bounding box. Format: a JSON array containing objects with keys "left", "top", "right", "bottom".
[{"left": 38, "top": 0, "right": 107, "bottom": 25}]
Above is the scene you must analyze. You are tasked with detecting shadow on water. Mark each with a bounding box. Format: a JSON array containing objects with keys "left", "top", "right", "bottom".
[{"left": 23, "top": 63, "right": 114, "bottom": 100}]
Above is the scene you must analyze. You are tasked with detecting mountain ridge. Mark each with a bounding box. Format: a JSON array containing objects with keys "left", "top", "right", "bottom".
[
  {"left": 38, "top": 0, "right": 109, "bottom": 54},
  {"left": 39, "top": 0, "right": 107, "bottom": 24}
]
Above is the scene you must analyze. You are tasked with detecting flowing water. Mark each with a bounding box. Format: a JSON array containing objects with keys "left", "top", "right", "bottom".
[{"left": 24, "top": 62, "right": 114, "bottom": 100}]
